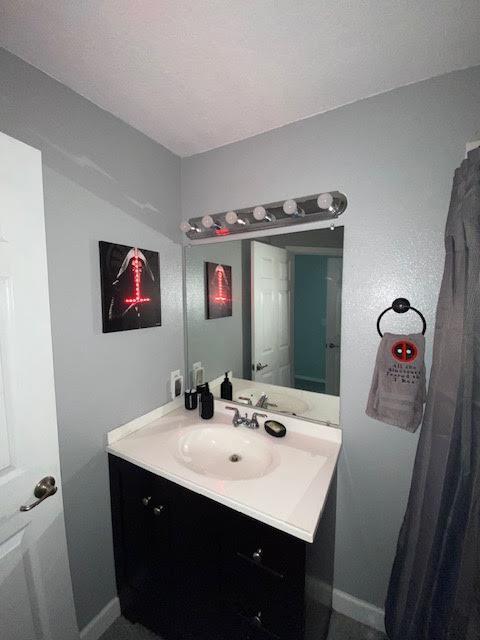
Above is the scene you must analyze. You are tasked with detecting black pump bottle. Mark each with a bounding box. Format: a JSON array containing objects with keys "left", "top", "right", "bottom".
[
  {"left": 220, "top": 372, "right": 233, "bottom": 400},
  {"left": 197, "top": 382, "right": 214, "bottom": 419}
]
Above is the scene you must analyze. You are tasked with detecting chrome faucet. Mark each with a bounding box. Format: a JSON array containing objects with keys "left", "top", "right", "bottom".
[
  {"left": 225, "top": 407, "right": 267, "bottom": 430},
  {"left": 248, "top": 411, "right": 267, "bottom": 429},
  {"left": 254, "top": 392, "right": 278, "bottom": 410},
  {"left": 255, "top": 392, "right": 269, "bottom": 408},
  {"left": 225, "top": 406, "right": 247, "bottom": 427}
]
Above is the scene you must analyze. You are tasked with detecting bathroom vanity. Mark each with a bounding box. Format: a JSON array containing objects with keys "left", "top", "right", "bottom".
[{"left": 108, "top": 403, "right": 340, "bottom": 640}]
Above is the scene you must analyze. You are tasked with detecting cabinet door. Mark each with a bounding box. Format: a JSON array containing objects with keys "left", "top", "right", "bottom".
[
  {"left": 109, "top": 456, "right": 173, "bottom": 637},
  {"left": 169, "top": 483, "right": 224, "bottom": 640}
]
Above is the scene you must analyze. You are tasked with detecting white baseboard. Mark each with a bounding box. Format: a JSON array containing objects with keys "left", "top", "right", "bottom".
[
  {"left": 332, "top": 588, "right": 386, "bottom": 634},
  {"left": 80, "top": 597, "right": 120, "bottom": 640},
  {"left": 78, "top": 589, "right": 384, "bottom": 638}
]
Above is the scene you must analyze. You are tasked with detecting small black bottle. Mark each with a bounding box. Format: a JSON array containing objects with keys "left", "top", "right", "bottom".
[
  {"left": 184, "top": 389, "right": 198, "bottom": 411},
  {"left": 220, "top": 372, "right": 233, "bottom": 400},
  {"left": 198, "top": 382, "right": 214, "bottom": 420}
]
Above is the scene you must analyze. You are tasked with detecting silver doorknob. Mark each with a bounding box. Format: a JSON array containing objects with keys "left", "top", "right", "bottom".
[
  {"left": 254, "top": 362, "right": 268, "bottom": 371},
  {"left": 20, "top": 476, "right": 57, "bottom": 512}
]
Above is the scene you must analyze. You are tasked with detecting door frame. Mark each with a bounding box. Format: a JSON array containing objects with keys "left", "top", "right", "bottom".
[{"left": 287, "top": 247, "right": 343, "bottom": 395}]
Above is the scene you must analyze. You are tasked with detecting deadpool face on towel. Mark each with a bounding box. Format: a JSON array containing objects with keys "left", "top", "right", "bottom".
[{"left": 366, "top": 333, "right": 426, "bottom": 432}]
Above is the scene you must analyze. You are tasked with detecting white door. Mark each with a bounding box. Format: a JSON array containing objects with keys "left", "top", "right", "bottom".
[
  {"left": 251, "top": 241, "right": 291, "bottom": 386},
  {"left": 325, "top": 257, "right": 342, "bottom": 395},
  {"left": 0, "top": 133, "right": 79, "bottom": 640}
]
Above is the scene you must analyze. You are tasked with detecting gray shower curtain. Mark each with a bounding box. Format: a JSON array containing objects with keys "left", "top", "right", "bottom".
[{"left": 385, "top": 147, "right": 480, "bottom": 640}]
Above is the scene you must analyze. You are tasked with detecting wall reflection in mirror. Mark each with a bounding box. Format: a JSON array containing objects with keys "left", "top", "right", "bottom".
[{"left": 185, "top": 227, "right": 343, "bottom": 425}]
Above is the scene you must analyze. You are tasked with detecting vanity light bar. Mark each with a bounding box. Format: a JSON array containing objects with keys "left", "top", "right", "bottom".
[{"left": 179, "top": 191, "right": 347, "bottom": 239}]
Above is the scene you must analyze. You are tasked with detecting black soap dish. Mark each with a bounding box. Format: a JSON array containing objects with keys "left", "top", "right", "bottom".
[{"left": 264, "top": 420, "right": 287, "bottom": 438}]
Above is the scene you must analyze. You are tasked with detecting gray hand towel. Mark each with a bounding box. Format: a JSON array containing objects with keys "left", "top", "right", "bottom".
[{"left": 366, "top": 332, "right": 426, "bottom": 432}]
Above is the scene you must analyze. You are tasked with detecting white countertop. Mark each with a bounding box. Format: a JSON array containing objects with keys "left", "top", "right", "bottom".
[{"left": 107, "top": 400, "right": 341, "bottom": 543}]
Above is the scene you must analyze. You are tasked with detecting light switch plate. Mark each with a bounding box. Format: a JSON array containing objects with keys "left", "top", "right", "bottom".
[{"left": 170, "top": 370, "right": 184, "bottom": 400}]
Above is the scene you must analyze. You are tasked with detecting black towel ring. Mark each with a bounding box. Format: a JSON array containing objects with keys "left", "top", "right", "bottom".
[{"left": 377, "top": 298, "right": 427, "bottom": 337}]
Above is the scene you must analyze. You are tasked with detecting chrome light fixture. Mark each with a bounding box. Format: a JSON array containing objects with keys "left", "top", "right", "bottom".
[
  {"left": 253, "top": 206, "right": 276, "bottom": 222},
  {"left": 179, "top": 220, "right": 201, "bottom": 233},
  {"left": 201, "top": 214, "right": 222, "bottom": 230},
  {"left": 180, "top": 191, "right": 347, "bottom": 239},
  {"left": 282, "top": 199, "right": 305, "bottom": 217},
  {"left": 317, "top": 192, "right": 345, "bottom": 216},
  {"left": 225, "top": 210, "right": 249, "bottom": 226}
]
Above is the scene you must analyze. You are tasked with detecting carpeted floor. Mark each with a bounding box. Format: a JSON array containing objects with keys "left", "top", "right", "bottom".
[{"left": 100, "top": 612, "right": 387, "bottom": 640}]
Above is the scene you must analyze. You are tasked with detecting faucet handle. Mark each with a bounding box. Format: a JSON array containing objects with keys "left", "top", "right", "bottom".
[
  {"left": 225, "top": 406, "right": 244, "bottom": 426},
  {"left": 250, "top": 412, "right": 267, "bottom": 428}
]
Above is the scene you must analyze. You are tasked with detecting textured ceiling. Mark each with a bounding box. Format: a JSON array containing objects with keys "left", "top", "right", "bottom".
[{"left": 1, "top": 1, "right": 479, "bottom": 157}]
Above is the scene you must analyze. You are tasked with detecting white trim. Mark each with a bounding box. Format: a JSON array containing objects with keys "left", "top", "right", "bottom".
[
  {"left": 79, "top": 597, "right": 120, "bottom": 640},
  {"left": 285, "top": 246, "right": 343, "bottom": 256},
  {"left": 332, "top": 588, "right": 386, "bottom": 634},
  {"left": 294, "top": 374, "right": 326, "bottom": 384},
  {"left": 77, "top": 583, "right": 384, "bottom": 640}
]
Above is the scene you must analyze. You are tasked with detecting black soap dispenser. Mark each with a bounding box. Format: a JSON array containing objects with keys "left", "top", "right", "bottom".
[
  {"left": 220, "top": 372, "right": 233, "bottom": 400},
  {"left": 198, "top": 382, "right": 214, "bottom": 420}
]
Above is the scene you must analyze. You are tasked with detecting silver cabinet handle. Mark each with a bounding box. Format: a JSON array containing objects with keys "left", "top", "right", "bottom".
[
  {"left": 252, "top": 548, "right": 263, "bottom": 562},
  {"left": 153, "top": 505, "right": 165, "bottom": 516},
  {"left": 20, "top": 476, "right": 57, "bottom": 512},
  {"left": 142, "top": 496, "right": 152, "bottom": 507}
]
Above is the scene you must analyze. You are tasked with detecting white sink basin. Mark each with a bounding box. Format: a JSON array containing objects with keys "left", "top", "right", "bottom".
[
  {"left": 170, "top": 425, "right": 277, "bottom": 480},
  {"left": 235, "top": 389, "right": 310, "bottom": 415}
]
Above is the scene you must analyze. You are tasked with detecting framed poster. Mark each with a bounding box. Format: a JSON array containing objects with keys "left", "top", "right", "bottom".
[
  {"left": 205, "top": 261, "right": 232, "bottom": 319},
  {"left": 99, "top": 241, "right": 161, "bottom": 332}
]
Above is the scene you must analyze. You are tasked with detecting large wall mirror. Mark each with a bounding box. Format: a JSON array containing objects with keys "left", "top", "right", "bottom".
[{"left": 184, "top": 226, "right": 343, "bottom": 425}]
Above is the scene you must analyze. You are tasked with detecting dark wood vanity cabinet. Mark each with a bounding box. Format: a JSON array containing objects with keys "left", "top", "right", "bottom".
[{"left": 109, "top": 455, "right": 335, "bottom": 640}]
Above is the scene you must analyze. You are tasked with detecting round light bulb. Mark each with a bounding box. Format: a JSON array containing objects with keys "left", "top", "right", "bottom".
[
  {"left": 225, "top": 211, "right": 238, "bottom": 225},
  {"left": 317, "top": 192, "right": 334, "bottom": 210},
  {"left": 253, "top": 206, "right": 267, "bottom": 221},
  {"left": 283, "top": 199, "right": 297, "bottom": 215},
  {"left": 201, "top": 214, "right": 215, "bottom": 229},
  {"left": 179, "top": 220, "right": 192, "bottom": 233}
]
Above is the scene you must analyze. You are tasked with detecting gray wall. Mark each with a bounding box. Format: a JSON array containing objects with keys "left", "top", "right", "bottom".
[
  {"left": 182, "top": 65, "right": 480, "bottom": 608},
  {"left": 3, "top": 42, "right": 480, "bottom": 623},
  {"left": 185, "top": 241, "right": 243, "bottom": 384},
  {"left": 0, "top": 48, "right": 183, "bottom": 629}
]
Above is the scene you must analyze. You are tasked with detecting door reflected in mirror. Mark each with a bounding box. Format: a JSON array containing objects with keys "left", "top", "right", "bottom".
[{"left": 184, "top": 227, "right": 343, "bottom": 425}]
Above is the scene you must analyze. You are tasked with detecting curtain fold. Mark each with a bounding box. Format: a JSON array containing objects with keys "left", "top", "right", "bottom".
[{"left": 385, "top": 147, "right": 480, "bottom": 640}]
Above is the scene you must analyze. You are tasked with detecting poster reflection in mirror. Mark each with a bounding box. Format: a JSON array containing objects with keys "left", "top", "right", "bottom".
[{"left": 205, "top": 262, "right": 232, "bottom": 319}]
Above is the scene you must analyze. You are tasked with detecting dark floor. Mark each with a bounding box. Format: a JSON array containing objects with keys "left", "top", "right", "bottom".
[{"left": 100, "top": 612, "right": 387, "bottom": 640}]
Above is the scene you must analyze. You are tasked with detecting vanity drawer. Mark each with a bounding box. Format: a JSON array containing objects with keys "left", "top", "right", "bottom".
[
  {"left": 222, "top": 510, "right": 306, "bottom": 584},
  {"left": 223, "top": 599, "right": 303, "bottom": 640},
  {"left": 221, "top": 566, "right": 304, "bottom": 639},
  {"left": 225, "top": 609, "right": 281, "bottom": 640},
  {"left": 220, "top": 515, "right": 305, "bottom": 640}
]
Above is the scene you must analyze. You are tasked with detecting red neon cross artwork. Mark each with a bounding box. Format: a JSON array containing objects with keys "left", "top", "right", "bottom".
[
  {"left": 213, "top": 265, "right": 229, "bottom": 304},
  {"left": 124, "top": 248, "right": 151, "bottom": 305}
]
